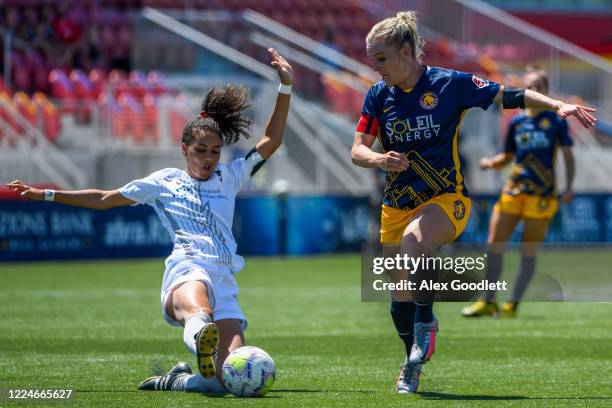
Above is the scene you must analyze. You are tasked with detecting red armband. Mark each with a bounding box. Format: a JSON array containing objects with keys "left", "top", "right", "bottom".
[{"left": 356, "top": 114, "right": 379, "bottom": 136}]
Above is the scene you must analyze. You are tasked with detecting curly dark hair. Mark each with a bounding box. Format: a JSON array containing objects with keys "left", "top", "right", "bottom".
[{"left": 181, "top": 85, "right": 252, "bottom": 146}]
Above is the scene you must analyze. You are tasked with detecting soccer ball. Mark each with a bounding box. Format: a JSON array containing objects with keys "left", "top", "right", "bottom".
[{"left": 221, "top": 346, "right": 276, "bottom": 397}]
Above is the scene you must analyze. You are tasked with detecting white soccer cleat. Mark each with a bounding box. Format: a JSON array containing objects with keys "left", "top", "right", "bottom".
[{"left": 396, "top": 358, "right": 422, "bottom": 394}]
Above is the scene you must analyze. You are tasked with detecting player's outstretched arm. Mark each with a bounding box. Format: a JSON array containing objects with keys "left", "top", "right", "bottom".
[
  {"left": 351, "top": 132, "right": 409, "bottom": 172},
  {"left": 255, "top": 48, "right": 293, "bottom": 160},
  {"left": 6, "top": 180, "right": 135, "bottom": 210},
  {"left": 493, "top": 86, "right": 597, "bottom": 128},
  {"left": 479, "top": 152, "right": 514, "bottom": 170}
]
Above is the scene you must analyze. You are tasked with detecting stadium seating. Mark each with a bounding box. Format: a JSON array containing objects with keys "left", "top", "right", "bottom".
[
  {"left": 5, "top": 64, "right": 181, "bottom": 145},
  {"left": 32, "top": 93, "right": 61, "bottom": 142},
  {"left": 3, "top": 0, "right": 502, "bottom": 119},
  {"left": 0, "top": 91, "right": 23, "bottom": 142},
  {"left": 0, "top": 89, "right": 61, "bottom": 144},
  {"left": 9, "top": 0, "right": 592, "bottom": 137}
]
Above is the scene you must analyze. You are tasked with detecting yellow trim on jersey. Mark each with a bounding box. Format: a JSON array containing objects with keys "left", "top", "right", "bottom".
[
  {"left": 380, "top": 193, "right": 472, "bottom": 243},
  {"left": 452, "top": 110, "right": 467, "bottom": 195}
]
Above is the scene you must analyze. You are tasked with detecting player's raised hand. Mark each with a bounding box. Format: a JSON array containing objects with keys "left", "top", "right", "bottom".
[
  {"left": 378, "top": 151, "right": 409, "bottom": 172},
  {"left": 556, "top": 102, "right": 597, "bottom": 128},
  {"left": 268, "top": 48, "right": 293, "bottom": 86},
  {"left": 6, "top": 180, "right": 44, "bottom": 200}
]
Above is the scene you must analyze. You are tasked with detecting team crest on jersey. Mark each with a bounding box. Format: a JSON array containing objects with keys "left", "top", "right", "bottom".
[
  {"left": 539, "top": 118, "right": 551, "bottom": 130},
  {"left": 453, "top": 200, "right": 466, "bottom": 220},
  {"left": 471, "top": 75, "right": 489, "bottom": 88},
  {"left": 419, "top": 91, "right": 438, "bottom": 110}
]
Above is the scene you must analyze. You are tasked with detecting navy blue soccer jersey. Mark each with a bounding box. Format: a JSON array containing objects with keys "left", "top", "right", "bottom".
[
  {"left": 356, "top": 66, "right": 500, "bottom": 210},
  {"left": 503, "top": 111, "right": 572, "bottom": 197}
]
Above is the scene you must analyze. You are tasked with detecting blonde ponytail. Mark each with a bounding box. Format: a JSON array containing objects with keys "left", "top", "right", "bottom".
[{"left": 366, "top": 11, "right": 423, "bottom": 61}]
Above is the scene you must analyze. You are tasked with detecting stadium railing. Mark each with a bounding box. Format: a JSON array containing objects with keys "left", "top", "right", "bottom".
[
  {"left": 137, "top": 7, "right": 372, "bottom": 194},
  {"left": 0, "top": 97, "right": 87, "bottom": 190}
]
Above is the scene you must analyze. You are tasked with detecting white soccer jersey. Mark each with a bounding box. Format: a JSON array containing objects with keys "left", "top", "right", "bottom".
[{"left": 119, "top": 150, "right": 265, "bottom": 272}]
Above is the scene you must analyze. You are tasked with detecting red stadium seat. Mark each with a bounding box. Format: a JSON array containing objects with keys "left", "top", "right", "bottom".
[
  {"left": 32, "top": 93, "right": 61, "bottom": 143},
  {"left": 88, "top": 69, "right": 107, "bottom": 98},
  {"left": 147, "top": 71, "right": 170, "bottom": 96},
  {"left": 108, "top": 69, "right": 130, "bottom": 98},
  {"left": 97, "top": 91, "right": 119, "bottom": 139},
  {"left": 13, "top": 92, "right": 38, "bottom": 129},
  {"left": 0, "top": 91, "right": 24, "bottom": 139},
  {"left": 142, "top": 93, "right": 159, "bottom": 143},
  {"left": 169, "top": 95, "right": 189, "bottom": 144},
  {"left": 70, "top": 69, "right": 95, "bottom": 99},
  {"left": 116, "top": 94, "right": 144, "bottom": 142},
  {"left": 49, "top": 68, "right": 77, "bottom": 115},
  {"left": 69, "top": 69, "right": 96, "bottom": 123},
  {"left": 128, "top": 70, "right": 150, "bottom": 98},
  {"left": 49, "top": 69, "right": 75, "bottom": 99}
]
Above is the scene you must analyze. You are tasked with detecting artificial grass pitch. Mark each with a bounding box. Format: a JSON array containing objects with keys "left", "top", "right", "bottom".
[{"left": 0, "top": 255, "right": 611, "bottom": 407}]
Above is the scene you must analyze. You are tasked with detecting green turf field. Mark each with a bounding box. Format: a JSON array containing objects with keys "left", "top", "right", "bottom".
[{"left": 1, "top": 254, "right": 611, "bottom": 407}]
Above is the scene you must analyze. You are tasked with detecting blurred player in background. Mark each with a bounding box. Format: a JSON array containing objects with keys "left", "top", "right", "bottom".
[
  {"left": 351, "top": 12, "right": 596, "bottom": 394},
  {"left": 462, "top": 67, "right": 575, "bottom": 318},
  {"left": 7, "top": 48, "right": 293, "bottom": 396}
]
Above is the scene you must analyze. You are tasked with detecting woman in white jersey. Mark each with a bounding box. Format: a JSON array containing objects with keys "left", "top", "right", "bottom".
[{"left": 6, "top": 48, "right": 293, "bottom": 395}]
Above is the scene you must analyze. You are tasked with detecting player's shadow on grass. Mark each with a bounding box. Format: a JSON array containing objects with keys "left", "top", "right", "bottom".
[
  {"left": 419, "top": 392, "right": 527, "bottom": 401},
  {"left": 270, "top": 389, "right": 372, "bottom": 394},
  {"left": 419, "top": 392, "right": 612, "bottom": 401}
]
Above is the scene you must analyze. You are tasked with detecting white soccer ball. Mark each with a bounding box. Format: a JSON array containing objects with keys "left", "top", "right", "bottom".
[{"left": 221, "top": 346, "right": 276, "bottom": 397}]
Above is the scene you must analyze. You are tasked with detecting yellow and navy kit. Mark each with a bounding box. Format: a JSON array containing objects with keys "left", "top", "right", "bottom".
[
  {"left": 494, "top": 111, "right": 572, "bottom": 219},
  {"left": 357, "top": 66, "right": 500, "bottom": 211},
  {"left": 503, "top": 111, "right": 572, "bottom": 197}
]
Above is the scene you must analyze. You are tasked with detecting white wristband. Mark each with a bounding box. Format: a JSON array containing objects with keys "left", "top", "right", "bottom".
[
  {"left": 278, "top": 83, "right": 292, "bottom": 95},
  {"left": 44, "top": 189, "right": 56, "bottom": 202}
]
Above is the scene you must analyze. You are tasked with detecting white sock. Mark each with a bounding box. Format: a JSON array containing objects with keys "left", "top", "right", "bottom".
[
  {"left": 184, "top": 374, "right": 227, "bottom": 395},
  {"left": 183, "top": 312, "right": 213, "bottom": 355}
]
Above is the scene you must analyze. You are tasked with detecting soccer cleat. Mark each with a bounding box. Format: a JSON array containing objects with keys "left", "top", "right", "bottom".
[
  {"left": 195, "top": 322, "right": 219, "bottom": 379},
  {"left": 461, "top": 300, "right": 499, "bottom": 318},
  {"left": 167, "top": 362, "right": 193, "bottom": 375},
  {"left": 396, "top": 358, "right": 422, "bottom": 394},
  {"left": 409, "top": 317, "right": 438, "bottom": 364},
  {"left": 138, "top": 362, "right": 192, "bottom": 391},
  {"left": 501, "top": 301, "right": 518, "bottom": 318}
]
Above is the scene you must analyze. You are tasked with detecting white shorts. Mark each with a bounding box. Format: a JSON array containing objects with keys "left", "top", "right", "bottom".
[{"left": 160, "top": 257, "right": 247, "bottom": 330}]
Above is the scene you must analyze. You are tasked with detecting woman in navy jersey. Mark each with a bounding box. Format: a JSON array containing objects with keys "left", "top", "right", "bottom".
[
  {"left": 462, "top": 67, "right": 574, "bottom": 318},
  {"left": 350, "top": 12, "right": 596, "bottom": 394}
]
